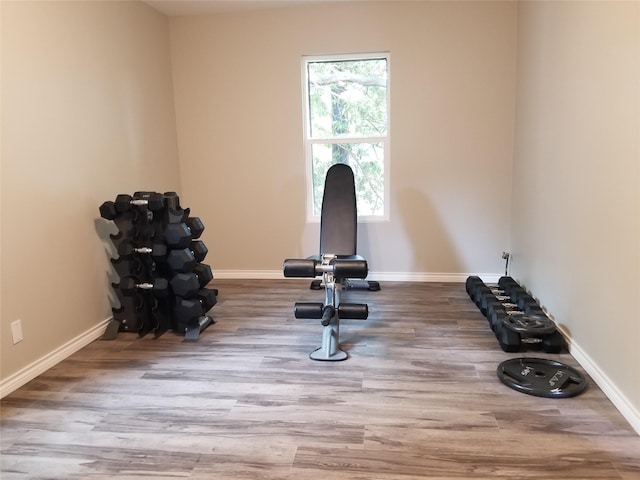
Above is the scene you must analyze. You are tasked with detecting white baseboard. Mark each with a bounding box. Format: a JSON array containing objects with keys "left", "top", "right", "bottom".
[
  {"left": 214, "top": 270, "right": 502, "bottom": 283},
  {"left": 0, "top": 318, "right": 110, "bottom": 399},
  {"left": 558, "top": 326, "right": 640, "bottom": 436},
  {"left": 214, "top": 270, "right": 285, "bottom": 279}
]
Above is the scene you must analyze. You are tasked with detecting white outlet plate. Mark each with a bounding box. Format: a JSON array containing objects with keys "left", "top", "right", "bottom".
[{"left": 11, "top": 320, "right": 23, "bottom": 344}]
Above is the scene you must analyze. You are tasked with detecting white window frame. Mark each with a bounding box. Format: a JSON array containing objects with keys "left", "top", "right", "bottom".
[{"left": 302, "top": 52, "right": 391, "bottom": 222}]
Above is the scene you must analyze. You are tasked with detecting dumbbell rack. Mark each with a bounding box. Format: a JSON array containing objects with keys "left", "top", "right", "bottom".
[
  {"left": 466, "top": 276, "right": 565, "bottom": 353},
  {"left": 99, "top": 191, "right": 217, "bottom": 342}
]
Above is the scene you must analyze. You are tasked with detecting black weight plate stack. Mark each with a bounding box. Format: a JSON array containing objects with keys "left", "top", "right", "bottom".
[{"left": 497, "top": 358, "right": 587, "bottom": 398}]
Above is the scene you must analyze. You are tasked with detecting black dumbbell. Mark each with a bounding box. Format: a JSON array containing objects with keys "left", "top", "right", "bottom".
[
  {"left": 541, "top": 330, "right": 564, "bottom": 353},
  {"left": 190, "top": 241, "right": 208, "bottom": 262},
  {"left": 467, "top": 277, "right": 486, "bottom": 302},
  {"left": 508, "top": 285, "right": 528, "bottom": 304},
  {"left": 118, "top": 242, "right": 167, "bottom": 260},
  {"left": 497, "top": 323, "right": 521, "bottom": 352},
  {"left": 165, "top": 223, "right": 192, "bottom": 249},
  {"left": 119, "top": 276, "right": 169, "bottom": 297},
  {"left": 473, "top": 284, "right": 492, "bottom": 309},
  {"left": 167, "top": 248, "right": 196, "bottom": 273},
  {"left": 186, "top": 217, "right": 205, "bottom": 239},
  {"left": 170, "top": 273, "right": 198, "bottom": 298},
  {"left": 498, "top": 276, "right": 523, "bottom": 298},
  {"left": 197, "top": 288, "right": 218, "bottom": 311},
  {"left": 194, "top": 263, "right": 213, "bottom": 284},
  {"left": 485, "top": 300, "right": 503, "bottom": 332},
  {"left": 99, "top": 201, "right": 118, "bottom": 220},
  {"left": 173, "top": 299, "right": 205, "bottom": 328},
  {"left": 172, "top": 289, "right": 217, "bottom": 328},
  {"left": 166, "top": 241, "right": 208, "bottom": 273},
  {"left": 164, "top": 192, "right": 181, "bottom": 210},
  {"left": 518, "top": 296, "right": 544, "bottom": 315},
  {"left": 164, "top": 218, "right": 205, "bottom": 248},
  {"left": 115, "top": 193, "right": 165, "bottom": 213},
  {"left": 497, "top": 276, "right": 530, "bottom": 304},
  {"left": 498, "top": 276, "right": 518, "bottom": 290},
  {"left": 166, "top": 207, "right": 188, "bottom": 225},
  {"left": 465, "top": 276, "right": 483, "bottom": 296},
  {"left": 170, "top": 264, "right": 214, "bottom": 297},
  {"left": 479, "top": 291, "right": 501, "bottom": 318}
]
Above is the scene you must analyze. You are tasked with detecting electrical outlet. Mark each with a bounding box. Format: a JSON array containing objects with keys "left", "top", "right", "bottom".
[{"left": 11, "top": 320, "right": 23, "bottom": 344}]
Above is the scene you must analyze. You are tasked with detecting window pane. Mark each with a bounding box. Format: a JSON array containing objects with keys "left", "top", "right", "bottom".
[
  {"left": 311, "top": 143, "right": 384, "bottom": 216},
  {"left": 308, "top": 58, "right": 387, "bottom": 138}
]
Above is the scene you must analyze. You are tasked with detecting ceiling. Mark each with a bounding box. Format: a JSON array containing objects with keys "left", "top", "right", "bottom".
[{"left": 143, "top": 0, "right": 344, "bottom": 16}]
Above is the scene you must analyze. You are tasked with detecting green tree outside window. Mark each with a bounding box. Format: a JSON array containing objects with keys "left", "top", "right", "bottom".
[{"left": 304, "top": 55, "right": 389, "bottom": 217}]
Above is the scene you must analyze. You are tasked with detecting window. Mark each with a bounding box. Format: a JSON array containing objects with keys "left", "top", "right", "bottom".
[{"left": 303, "top": 53, "right": 390, "bottom": 220}]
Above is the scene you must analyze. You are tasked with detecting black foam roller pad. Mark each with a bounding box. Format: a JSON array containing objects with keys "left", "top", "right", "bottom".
[
  {"left": 338, "top": 303, "right": 368, "bottom": 319},
  {"left": 283, "top": 259, "right": 316, "bottom": 277},
  {"left": 294, "top": 302, "right": 324, "bottom": 319},
  {"left": 333, "top": 259, "right": 368, "bottom": 279}
]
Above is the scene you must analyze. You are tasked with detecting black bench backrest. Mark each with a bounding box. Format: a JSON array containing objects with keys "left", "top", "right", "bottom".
[{"left": 319, "top": 163, "right": 357, "bottom": 256}]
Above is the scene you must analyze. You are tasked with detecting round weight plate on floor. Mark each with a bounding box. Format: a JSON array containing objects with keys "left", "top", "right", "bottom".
[
  {"left": 501, "top": 314, "right": 557, "bottom": 335},
  {"left": 496, "top": 358, "right": 587, "bottom": 398}
]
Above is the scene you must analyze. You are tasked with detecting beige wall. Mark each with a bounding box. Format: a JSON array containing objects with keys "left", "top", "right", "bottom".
[
  {"left": 1, "top": 1, "right": 181, "bottom": 380},
  {"left": 511, "top": 2, "right": 639, "bottom": 426},
  {"left": 170, "top": 1, "right": 517, "bottom": 277}
]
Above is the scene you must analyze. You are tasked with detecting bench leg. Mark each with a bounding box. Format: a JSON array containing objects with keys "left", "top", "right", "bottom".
[{"left": 309, "top": 273, "right": 348, "bottom": 361}]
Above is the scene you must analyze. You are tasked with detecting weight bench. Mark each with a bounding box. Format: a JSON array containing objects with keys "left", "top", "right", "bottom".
[{"left": 283, "top": 163, "right": 376, "bottom": 361}]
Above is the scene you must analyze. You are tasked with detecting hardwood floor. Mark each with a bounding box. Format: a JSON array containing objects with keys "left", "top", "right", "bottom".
[{"left": 1, "top": 279, "right": 639, "bottom": 479}]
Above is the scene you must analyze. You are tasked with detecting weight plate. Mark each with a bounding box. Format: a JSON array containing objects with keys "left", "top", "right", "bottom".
[
  {"left": 502, "top": 314, "right": 556, "bottom": 335},
  {"left": 497, "top": 358, "right": 587, "bottom": 398}
]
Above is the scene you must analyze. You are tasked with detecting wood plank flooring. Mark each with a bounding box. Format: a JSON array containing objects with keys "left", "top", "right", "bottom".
[{"left": 1, "top": 279, "right": 639, "bottom": 479}]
